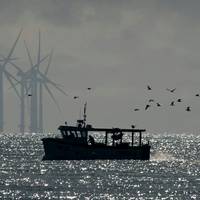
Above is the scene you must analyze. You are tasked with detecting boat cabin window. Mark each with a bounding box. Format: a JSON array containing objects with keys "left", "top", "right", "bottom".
[
  {"left": 61, "top": 129, "right": 88, "bottom": 139},
  {"left": 61, "top": 130, "right": 69, "bottom": 138}
]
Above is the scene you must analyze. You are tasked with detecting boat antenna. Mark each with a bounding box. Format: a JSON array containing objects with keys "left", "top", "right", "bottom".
[{"left": 83, "top": 101, "right": 87, "bottom": 127}]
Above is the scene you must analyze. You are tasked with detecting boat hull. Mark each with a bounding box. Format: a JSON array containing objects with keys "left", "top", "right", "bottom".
[{"left": 42, "top": 138, "right": 151, "bottom": 160}]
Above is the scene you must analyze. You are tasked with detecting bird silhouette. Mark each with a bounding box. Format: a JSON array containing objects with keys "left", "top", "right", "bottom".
[
  {"left": 131, "top": 125, "right": 135, "bottom": 129},
  {"left": 149, "top": 99, "right": 154, "bottom": 102},
  {"left": 186, "top": 106, "right": 191, "bottom": 112},
  {"left": 166, "top": 88, "right": 176, "bottom": 93},
  {"left": 195, "top": 94, "right": 199, "bottom": 97},
  {"left": 134, "top": 108, "right": 140, "bottom": 111},
  {"left": 87, "top": 87, "right": 92, "bottom": 90},
  {"left": 147, "top": 85, "right": 152, "bottom": 90},
  {"left": 177, "top": 99, "right": 182, "bottom": 102},
  {"left": 73, "top": 96, "right": 79, "bottom": 99},
  {"left": 145, "top": 104, "right": 150, "bottom": 110},
  {"left": 170, "top": 101, "right": 175, "bottom": 106},
  {"left": 156, "top": 103, "right": 161, "bottom": 107}
]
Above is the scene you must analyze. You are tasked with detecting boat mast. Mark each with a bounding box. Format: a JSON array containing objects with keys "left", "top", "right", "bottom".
[{"left": 83, "top": 102, "right": 87, "bottom": 127}]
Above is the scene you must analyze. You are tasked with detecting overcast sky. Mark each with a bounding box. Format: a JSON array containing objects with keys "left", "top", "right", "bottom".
[{"left": 1, "top": 0, "right": 200, "bottom": 134}]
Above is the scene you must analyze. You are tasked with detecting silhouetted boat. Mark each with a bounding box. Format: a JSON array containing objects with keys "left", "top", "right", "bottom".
[{"left": 42, "top": 103, "right": 151, "bottom": 160}]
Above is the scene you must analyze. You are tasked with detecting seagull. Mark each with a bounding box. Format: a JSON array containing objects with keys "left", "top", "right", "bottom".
[
  {"left": 134, "top": 108, "right": 140, "bottom": 111},
  {"left": 170, "top": 101, "right": 175, "bottom": 106},
  {"left": 177, "top": 99, "right": 182, "bottom": 102},
  {"left": 145, "top": 104, "right": 150, "bottom": 110},
  {"left": 156, "top": 103, "right": 161, "bottom": 107},
  {"left": 186, "top": 106, "right": 191, "bottom": 112},
  {"left": 195, "top": 94, "right": 200, "bottom": 97},
  {"left": 149, "top": 99, "right": 154, "bottom": 102},
  {"left": 73, "top": 96, "right": 79, "bottom": 99},
  {"left": 166, "top": 88, "right": 176, "bottom": 93},
  {"left": 147, "top": 85, "right": 152, "bottom": 90}
]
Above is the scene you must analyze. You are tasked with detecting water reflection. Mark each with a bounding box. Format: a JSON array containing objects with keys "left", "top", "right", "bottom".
[{"left": 0, "top": 133, "right": 199, "bottom": 199}]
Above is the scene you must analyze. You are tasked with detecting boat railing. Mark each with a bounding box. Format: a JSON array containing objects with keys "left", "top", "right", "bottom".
[{"left": 58, "top": 125, "right": 149, "bottom": 147}]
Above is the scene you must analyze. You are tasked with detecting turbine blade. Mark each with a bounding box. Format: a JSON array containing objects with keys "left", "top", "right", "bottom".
[
  {"left": 4, "top": 69, "right": 20, "bottom": 84},
  {"left": 4, "top": 70, "right": 20, "bottom": 98},
  {"left": 43, "top": 83, "right": 62, "bottom": 113},
  {"left": 39, "top": 71, "right": 68, "bottom": 96},
  {"left": 2, "top": 28, "right": 22, "bottom": 68},
  {"left": 45, "top": 49, "right": 53, "bottom": 75},
  {"left": 24, "top": 40, "right": 33, "bottom": 68},
  {"left": 7, "top": 60, "right": 23, "bottom": 72},
  {"left": 0, "top": 57, "right": 18, "bottom": 62}
]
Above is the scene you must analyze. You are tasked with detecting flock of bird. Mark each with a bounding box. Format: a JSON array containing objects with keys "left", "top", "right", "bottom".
[
  {"left": 133, "top": 85, "right": 200, "bottom": 112},
  {"left": 71, "top": 86, "right": 200, "bottom": 113}
]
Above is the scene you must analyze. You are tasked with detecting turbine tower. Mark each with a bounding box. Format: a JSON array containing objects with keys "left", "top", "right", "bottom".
[
  {"left": 0, "top": 29, "right": 22, "bottom": 132},
  {"left": 6, "top": 61, "right": 26, "bottom": 133}
]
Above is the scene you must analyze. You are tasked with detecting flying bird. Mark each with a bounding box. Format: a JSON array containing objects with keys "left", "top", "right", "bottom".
[
  {"left": 147, "top": 85, "right": 152, "bottom": 90},
  {"left": 87, "top": 87, "right": 92, "bottom": 90},
  {"left": 134, "top": 108, "right": 140, "bottom": 111},
  {"left": 195, "top": 94, "right": 200, "bottom": 97},
  {"left": 156, "top": 103, "right": 161, "bottom": 107},
  {"left": 149, "top": 99, "right": 154, "bottom": 102},
  {"left": 73, "top": 96, "right": 79, "bottom": 99},
  {"left": 186, "top": 106, "right": 191, "bottom": 112},
  {"left": 131, "top": 125, "right": 136, "bottom": 129},
  {"left": 170, "top": 101, "right": 175, "bottom": 106},
  {"left": 145, "top": 104, "right": 150, "bottom": 110},
  {"left": 177, "top": 99, "right": 182, "bottom": 102},
  {"left": 166, "top": 88, "right": 176, "bottom": 93}
]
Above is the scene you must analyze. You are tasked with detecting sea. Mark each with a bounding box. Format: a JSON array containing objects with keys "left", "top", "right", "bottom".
[{"left": 0, "top": 133, "right": 199, "bottom": 200}]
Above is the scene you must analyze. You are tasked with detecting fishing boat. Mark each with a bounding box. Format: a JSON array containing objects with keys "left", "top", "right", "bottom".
[{"left": 42, "top": 103, "right": 151, "bottom": 160}]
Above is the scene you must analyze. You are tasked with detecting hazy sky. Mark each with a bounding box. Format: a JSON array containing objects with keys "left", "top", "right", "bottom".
[{"left": 1, "top": 0, "right": 200, "bottom": 134}]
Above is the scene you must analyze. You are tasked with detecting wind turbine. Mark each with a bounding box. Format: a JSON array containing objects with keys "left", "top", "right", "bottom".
[
  {"left": 17, "top": 31, "right": 47, "bottom": 133},
  {"left": 0, "top": 29, "right": 22, "bottom": 132},
  {"left": 12, "top": 41, "right": 49, "bottom": 133},
  {"left": 24, "top": 31, "right": 68, "bottom": 133},
  {"left": 8, "top": 54, "right": 48, "bottom": 133}
]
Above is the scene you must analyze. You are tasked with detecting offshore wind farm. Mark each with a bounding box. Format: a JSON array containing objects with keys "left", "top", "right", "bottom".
[
  {"left": 0, "top": 30, "right": 68, "bottom": 134},
  {"left": 0, "top": 1, "right": 200, "bottom": 199}
]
